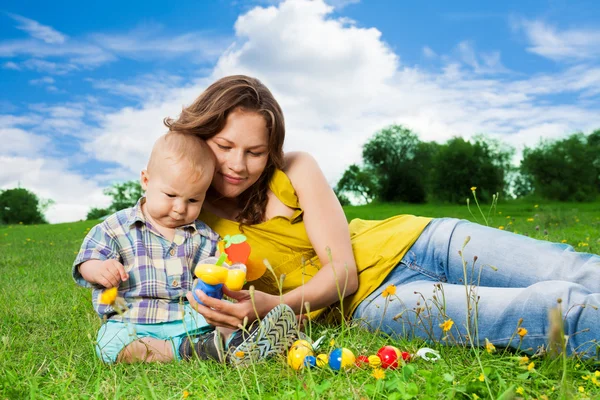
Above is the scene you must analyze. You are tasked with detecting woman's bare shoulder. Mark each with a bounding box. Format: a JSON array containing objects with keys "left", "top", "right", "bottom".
[{"left": 283, "top": 151, "right": 320, "bottom": 181}]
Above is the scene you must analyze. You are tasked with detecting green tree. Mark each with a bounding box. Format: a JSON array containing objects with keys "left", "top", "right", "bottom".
[
  {"left": 86, "top": 207, "right": 110, "bottom": 220},
  {"left": 0, "top": 188, "right": 50, "bottom": 225},
  {"left": 335, "top": 164, "right": 377, "bottom": 204},
  {"left": 520, "top": 133, "right": 599, "bottom": 201},
  {"left": 103, "top": 180, "right": 144, "bottom": 212},
  {"left": 362, "top": 125, "right": 428, "bottom": 203},
  {"left": 432, "top": 136, "right": 512, "bottom": 203}
]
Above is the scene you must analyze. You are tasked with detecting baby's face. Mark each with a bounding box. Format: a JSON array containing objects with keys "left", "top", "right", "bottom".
[{"left": 141, "top": 161, "right": 212, "bottom": 229}]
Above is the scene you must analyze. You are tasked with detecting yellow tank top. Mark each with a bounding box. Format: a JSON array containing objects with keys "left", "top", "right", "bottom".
[{"left": 199, "top": 169, "right": 432, "bottom": 319}]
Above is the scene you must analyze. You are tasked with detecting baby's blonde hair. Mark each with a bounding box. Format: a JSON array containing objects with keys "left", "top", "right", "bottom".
[{"left": 147, "top": 131, "right": 215, "bottom": 182}]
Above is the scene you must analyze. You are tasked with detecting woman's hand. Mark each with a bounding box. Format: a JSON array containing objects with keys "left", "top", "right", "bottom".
[{"left": 186, "top": 287, "right": 280, "bottom": 330}]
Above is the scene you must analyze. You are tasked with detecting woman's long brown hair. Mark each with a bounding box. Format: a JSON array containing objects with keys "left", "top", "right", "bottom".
[{"left": 164, "top": 75, "right": 285, "bottom": 225}]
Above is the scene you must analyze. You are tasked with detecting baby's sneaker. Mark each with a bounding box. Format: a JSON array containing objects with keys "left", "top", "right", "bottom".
[
  {"left": 226, "top": 304, "right": 298, "bottom": 366},
  {"left": 179, "top": 329, "right": 225, "bottom": 363}
]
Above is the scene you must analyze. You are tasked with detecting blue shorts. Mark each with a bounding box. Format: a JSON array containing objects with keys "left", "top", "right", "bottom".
[{"left": 96, "top": 304, "right": 211, "bottom": 364}]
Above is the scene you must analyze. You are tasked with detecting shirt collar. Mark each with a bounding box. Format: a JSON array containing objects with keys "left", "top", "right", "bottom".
[{"left": 126, "top": 197, "right": 199, "bottom": 233}]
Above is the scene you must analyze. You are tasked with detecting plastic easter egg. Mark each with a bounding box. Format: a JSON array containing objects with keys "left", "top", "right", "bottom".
[
  {"left": 328, "top": 348, "right": 356, "bottom": 371},
  {"left": 304, "top": 355, "right": 317, "bottom": 368},
  {"left": 401, "top": 351, "right": 411, "bottom": 362},
  {"left": 287, "top": 340, "right": 314, "bottom": 370},
  {"left": 368, "top": 355, "right": 381, "bottom": 368},
  {"left": 377, "top": 345, "right": 402, "bottom": 370},
  {"left": 316, "top": 353, "right": 329, "bottom": 367},
  {"left": 355, "top": 355, "right": 370, "bottom": 368}
]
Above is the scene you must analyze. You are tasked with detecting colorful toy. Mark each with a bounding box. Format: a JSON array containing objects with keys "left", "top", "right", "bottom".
[
  {"left": 192, "top": 236, "right": 249, "bottom": 305},
  {"left": 367, "top": 355, "right": 382, "bottom": 368},
  {"left": 316, "top": 353, "right": 329, "bottom": 367},
  {"left": 286, "top": 334, "right": 441, "bottom": 373},
  {"left": 415, "top": 347, "right": 441, "bottom": 361},
  {"left": 376, "top": 345, "right": 403, "bottom": 370},
  {"left": 304, "top": 355, "right": 317, "bottom": 368},
  {"left": 355, "top": 355, "right": 370, "bottom": 368},
  {"left": 328, "top": 348, "right": 356, "bottom": 371},
  {"left": 223, "top": 234, "right": 251, "bottom": 265},
  {"left": 287, "top": 340, "right": 315, "bottom": 370}
]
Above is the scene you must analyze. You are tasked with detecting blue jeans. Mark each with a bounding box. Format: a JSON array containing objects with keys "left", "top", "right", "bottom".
[{"left": 353, "top": 218, "right": 600, "bottom": 358}]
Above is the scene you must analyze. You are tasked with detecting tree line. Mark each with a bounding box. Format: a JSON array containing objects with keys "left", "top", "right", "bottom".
[
  {"left": 2, "top": 125, "right": 598, "bottom": 225},
  {"left": 334, "top": 125, "right": 600, "bottom": 205}
]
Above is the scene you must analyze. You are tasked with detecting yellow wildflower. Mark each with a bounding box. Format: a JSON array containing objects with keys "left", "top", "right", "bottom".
[
  {"left": 478, "top": 373, "right": 485, "bottom": 382},
  {"left": 330, "top": 338, "right": 335, "bottom": 347},
  {"left": 595, "top": 371, "right": 600, "bottom": 378},
  {"left": 593, "top": 377, "right": 599, "bottom": 386},
  {"left": 516, "top": 387, "right": 524, "bottom": 395},
  {"left": 183, "top": 390, "right": 190, "bottom": 399},
  {"left": 518, "top": 327, "right": 528, "bottom": 338},
  {"left": 518, "top": 355, "right": 529, "bottom": 365},
  {"left": 561, "top": 239, "right": 567, "bottom": 243},
  {"left": 99, "top": 287, "right": 118, "bottom": 305},
  {"left": 372, "top": 368, "right": 385, "bottom": 380},
  {"left": 382, "top": 284, "right": 396, "bottom": 298},
  {"left": 578, "top": 386, "right": 585, "bottom": 393},
  {"left": 485, "top": 339, "right": 495, "bottom": 353},
  {"left": 498, "top": 226, "right": 504, "bottom": 230},
  {"left": 440, "top": 319, "right": 454, "bottom": 332},
  {"left": 527, "top": 218, "right": 534, "bottom": 222},
  {"left": 470, "top": 186, "right": 477, "bottom": 191},
  {"left": 506, "top": 215, "right": 511, "bottom": 219},
  {"left": 472, "top": 395, "right": 479, "bottom": 400},
  {"left": 527, "top": 361, "right": 535, "bottom": 371},
  {"left": 583, "top": 375, "right": 589, "bottom": 380}
]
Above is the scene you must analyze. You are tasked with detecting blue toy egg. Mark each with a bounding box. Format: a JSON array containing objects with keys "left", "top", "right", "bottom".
[
  {"left": 304, "top": 355, "right": 317, "bottom": 368},
  {"left": 328, "top": 348, "right": 343, "bottom": 371}
]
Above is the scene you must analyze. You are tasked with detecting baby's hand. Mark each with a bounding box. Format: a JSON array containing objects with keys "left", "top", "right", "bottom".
[{"left": 94, "top": 259, "right": 129, "bottom": 288}]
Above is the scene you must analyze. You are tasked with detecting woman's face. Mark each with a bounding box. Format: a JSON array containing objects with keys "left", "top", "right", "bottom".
[{"left": 206, "top": 109, "right": 270, "bottom": 199}]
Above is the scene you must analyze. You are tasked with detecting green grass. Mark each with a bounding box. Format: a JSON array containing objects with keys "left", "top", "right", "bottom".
[{"left": 1, "top": 201, "right": 599, "bottom": 399}]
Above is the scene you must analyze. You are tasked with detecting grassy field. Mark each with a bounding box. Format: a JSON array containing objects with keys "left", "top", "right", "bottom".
[{"left": 1, "top": 200, "right": 599, "bottom": 399}]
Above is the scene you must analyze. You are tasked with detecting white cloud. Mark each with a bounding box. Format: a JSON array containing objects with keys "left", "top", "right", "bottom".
[
  {"left": 8, "top": 13, "right": 67, "bottom": 44},
  {"left": 91, "top": 28, "right": 231, "bottom": 62},
  {"left": 516, "top": 19, "right": 600, "bottom": 61},
  {"left": 3, "top": 61, "right": 20, "bottom": 70},
  {"left": 29, "top": 76, "right": 55, "bottom": 85},
  {"left": 0, "top": 127, "right": 50, "bottom": 156},
  {"left": 423, "top": 46, "right": 437, "bottom": 58},
  {"left": 0, "top": 155, "right": 110, "bottom": 223}
]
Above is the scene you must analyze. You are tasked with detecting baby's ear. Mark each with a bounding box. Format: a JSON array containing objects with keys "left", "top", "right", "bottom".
[{"left": 140, "top": 169, "right": 149, "bottom": 190}]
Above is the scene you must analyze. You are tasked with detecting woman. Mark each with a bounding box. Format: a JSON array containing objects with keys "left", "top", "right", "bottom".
[{"left": 170, "top": 75, "right": 600, "bottom": 358}]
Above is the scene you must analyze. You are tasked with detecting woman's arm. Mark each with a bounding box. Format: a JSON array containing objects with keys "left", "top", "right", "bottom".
[{"left": 280, "top": 151, "right": 358, "bottom": 313}]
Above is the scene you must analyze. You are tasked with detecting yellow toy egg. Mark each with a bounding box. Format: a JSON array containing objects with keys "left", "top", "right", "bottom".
[
  {"left": 195, "top": 264, "right": 228, "bottom": 285},
  {"left": 316, "top": 353, "right": 329, "bottom": 367},
  {"left": 287, "top": 341, "right": 314, "bottom": 370},
  {"left": 340, "top": 348, "right": 356, "bottom": 369},
  {"left": 368, "top": 355, "right": 382, "bottom": 368}
]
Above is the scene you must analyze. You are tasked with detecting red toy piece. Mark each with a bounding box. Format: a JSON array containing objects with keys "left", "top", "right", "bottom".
[
  {"left": 377, "top": 345, "right": 402, "bottom": 370},
  {"left": 223, "top": 234, "right": 251, "bottom": 264},
  {"left": 355, "top": 355, "right": 370, "bottom": 368},
  {"left": 401, "top": 351, "right": 411, "bottom": 362}
]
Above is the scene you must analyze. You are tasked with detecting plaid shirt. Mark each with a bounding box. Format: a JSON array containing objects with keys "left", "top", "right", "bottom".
[{"left": 73, "top": 198, "right": 219, "bottom": 324}]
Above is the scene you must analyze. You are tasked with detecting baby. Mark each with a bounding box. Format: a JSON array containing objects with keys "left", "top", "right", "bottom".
[{"left": 73, "top": 131, "right": 297, "bottom": 364}]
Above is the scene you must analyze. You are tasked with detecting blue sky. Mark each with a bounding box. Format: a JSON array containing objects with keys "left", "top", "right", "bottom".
[{"left": 2, "top": 0, "right": 600, "bottom": 222}]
